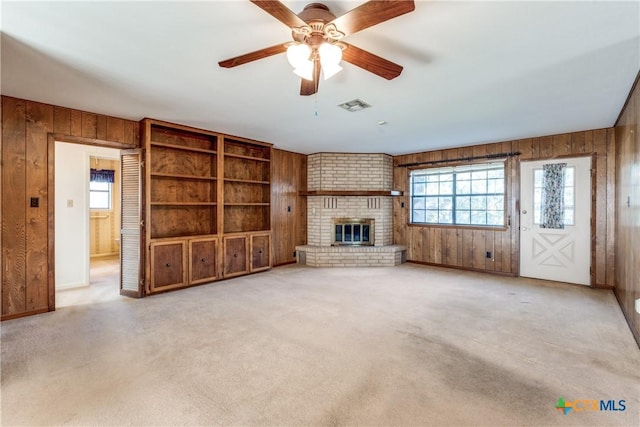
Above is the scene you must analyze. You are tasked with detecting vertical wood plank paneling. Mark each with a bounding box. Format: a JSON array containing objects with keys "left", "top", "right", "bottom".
[
  {"left": 107, "top": 117, "right": 125, "bottom": 142},
  {"left": 553, "top": 133, "right": 572, "bottom": 157},
  {"left": 614, "top": 74, "right": 640, "bottom": 345},
  {"left": 25, "top": 101, "right": 52, "bottom": 310},
  {"left": 297, "top": 155, "right": 307, "bottom": 248},
  {"left": 2, "top": 97, "right": 27, "bottom": 315},
  {"left": 393, "top": 158, "right": 408, "bottom": 245},
  {"left": 124, "top": 120, "right": 136, "bottom": 146},
  {"left": 594, "top": 129, "right": 607, "bottom": 285},
  {"left": 605, "top": 129, "right": 616, "bottom": 287},
  {"left": 70, "top": 109, "right": 82, "bottom": 137},
  {"left": 96, "top": 114, "right": 108, "bottom": 140},
  {"left": 81, "top": 112, "right": 97, "bottom": 139},
  {"left": 571, "top": 131, "right": 586, "bottom": 154},
  {"left": 539, "top": 136, "right": 554, "bottom": 158},
  {"left": 53, "top": 106, "right": 71, "bottom": 135},
  {"left": 271, "top": 149, "right": 307, "bottom": 265}
]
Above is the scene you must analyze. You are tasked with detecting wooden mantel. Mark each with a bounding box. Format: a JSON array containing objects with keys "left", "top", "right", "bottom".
[{"left": 299, "top": 190, "right": 403, "bottom": 196}]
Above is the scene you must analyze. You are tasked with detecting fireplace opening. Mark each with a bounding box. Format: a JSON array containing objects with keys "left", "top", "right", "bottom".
[{"left": 333, "top": 218, "right": 374, "bottom": 246}]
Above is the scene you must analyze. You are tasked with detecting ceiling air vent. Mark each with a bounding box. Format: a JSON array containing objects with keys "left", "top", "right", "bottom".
[{"left": 337, "top": 99, "right": 371, "bottom": 112}]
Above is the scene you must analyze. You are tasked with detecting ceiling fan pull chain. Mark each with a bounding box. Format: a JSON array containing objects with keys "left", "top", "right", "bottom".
[{"left": 314, "top": 92, "right": 319, "bottom": 118}]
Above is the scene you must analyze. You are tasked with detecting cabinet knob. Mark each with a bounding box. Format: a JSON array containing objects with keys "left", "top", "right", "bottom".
[
  {"left": 165, "top": 263, "right": 171, "bottom": 267},
  {"left": 233, "top": 253, "right": 238, "bottom": 258},
  {"left": 258, "top": 250, "right": 262, "bottom": 254},
  {"left": 201, "top": 258, "right": 206, "bottom": 263}
]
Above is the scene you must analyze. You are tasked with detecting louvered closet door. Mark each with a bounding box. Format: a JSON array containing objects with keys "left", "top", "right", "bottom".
[{"left": 120, "top": 149, "right": 144, "bottom": 297}]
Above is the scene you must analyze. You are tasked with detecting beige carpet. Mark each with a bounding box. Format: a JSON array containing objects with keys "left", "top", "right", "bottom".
[{"left": 1, "top": 264, "right": 639, "bottom": 426}]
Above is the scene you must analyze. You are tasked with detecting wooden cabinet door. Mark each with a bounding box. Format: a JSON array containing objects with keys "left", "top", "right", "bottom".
[
  {"left": 189, "top": 238, "right": 218, "bottom": 284},
  {"left": 223, "top": 236, "right": 248, "bottom": 277},
  {"left": 250, "top": 234, "right": 271, "bottom": 272},
  {"left": 150, "top": 241, "right": 186, "bottom": 292}
]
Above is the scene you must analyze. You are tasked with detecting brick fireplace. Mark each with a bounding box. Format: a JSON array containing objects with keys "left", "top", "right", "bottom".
[{"left": 296, "top": 153, "right": 406, "bottom": 267}]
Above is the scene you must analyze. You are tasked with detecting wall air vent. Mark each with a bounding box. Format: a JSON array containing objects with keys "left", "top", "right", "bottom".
[{"left": 337, "top": 99, "right": 371, "bottom": 112}]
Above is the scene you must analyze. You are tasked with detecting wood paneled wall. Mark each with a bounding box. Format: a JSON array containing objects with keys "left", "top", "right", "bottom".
[
  {"left": 393, "top": 128, "right": 616, "bottom": 287},
  {"left": 271, "top": 149, "right": 307, "bottom": 266},
  {"left": 614, "top": 74, "right": 640, "bottom": 345},
  {"left": 1, "top": 96, "right": 139, "bottom": 320}
]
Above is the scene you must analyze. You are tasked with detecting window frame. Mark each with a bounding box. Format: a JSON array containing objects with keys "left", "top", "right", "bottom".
[
  {"left": 89, "top": 180, "right": 112, "bottom": 210},
  {"left": 408, "top": 161, "right": 508, "bottom": 229}
]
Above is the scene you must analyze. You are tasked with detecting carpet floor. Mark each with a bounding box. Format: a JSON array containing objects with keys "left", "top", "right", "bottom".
[{"left": 1, "top": 264, "right": 639, "bottom": 426}]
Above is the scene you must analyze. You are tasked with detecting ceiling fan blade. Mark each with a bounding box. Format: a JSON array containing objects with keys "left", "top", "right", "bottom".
[
  {"left": 341, "top": 43, "right": 403, "bottom": 80},
  {"left": 328, "top": 0, "right": 415, "bottom": 37},
  {"left": 250, "top": 0, "right": 308, "bottom": 29},
  {"left": 300, "top": 60, "right": 321, "bottom": 96},
  {"left": 218, "top": 43, "right": 287, "bottom": 68}
]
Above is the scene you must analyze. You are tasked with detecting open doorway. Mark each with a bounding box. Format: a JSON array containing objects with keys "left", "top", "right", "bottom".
[{"left": 54, "top": 142, "right": 124, "bottom": 307}]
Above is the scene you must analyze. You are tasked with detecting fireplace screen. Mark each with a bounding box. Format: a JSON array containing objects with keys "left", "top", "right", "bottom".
[{"left": 332, "top": 218, "right": 374, "bottom": 246}]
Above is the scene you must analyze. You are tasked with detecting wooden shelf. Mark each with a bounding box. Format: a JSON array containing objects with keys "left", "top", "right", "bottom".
[
  {"left": 224, "top": 178, "right": 269, "bottom": 184},
  {"left": 299, "top": 190, "right": 403, "bottom": 196},
  {"left": 151, "top": 172, "right": 217, "bottom": 181},
  {"left": 151, "top": 141, "right": 217, "bottom": 155},
  {"left": 224, "top": 152, "right": 270, "bottom": 162},
  {"left": 224, "top": 203, "right": 270, "bottom": 206},
  {"left": 151, "top": 202, "right": 217, "bottom": 206}
]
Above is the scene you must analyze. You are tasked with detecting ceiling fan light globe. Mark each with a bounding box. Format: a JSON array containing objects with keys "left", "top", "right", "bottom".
[
  {"left": 319, "top": 42, "right": 342, "bottom": 66},
  {"left": 286, "top": 43, "right": 311, "bottom": 68},
  {"left": 293, "top": 62, "right": 314, "bottom": 81},
  {"left": 322, "top": 63, "right": 343, "bottom": 80}
]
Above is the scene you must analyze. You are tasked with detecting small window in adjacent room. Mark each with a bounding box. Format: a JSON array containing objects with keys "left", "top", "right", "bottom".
[
  {"left": 89, "top": 168, "right": 115, "bottom": 210},
  {"left": 89, "top": 181, "right": 111, "bottom": 210},
  {"left": 410, "top": 162, "right": 506, "bottom": 226}
]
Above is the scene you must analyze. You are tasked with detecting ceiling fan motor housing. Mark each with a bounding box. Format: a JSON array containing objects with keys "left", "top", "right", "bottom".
[{"left": 292, "top": 3, "right": 341, "bottom": 48}]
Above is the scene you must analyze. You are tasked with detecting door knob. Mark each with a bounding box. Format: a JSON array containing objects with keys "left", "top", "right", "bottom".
[{"left": 522, "top": 210, "right": 527, "bottom": 214}]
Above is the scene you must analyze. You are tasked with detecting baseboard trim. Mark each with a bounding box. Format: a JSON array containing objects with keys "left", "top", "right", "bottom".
[
  {"left": 406, "top": 260, "right": 517, "bottom": 277},
  {"left": 56, "top": 282, "right": 88, "bottom": 290},
  {"left": 613, "top": 288, "right": 640, "bottom": 349},
  {"left": 90, "top": 252, "right": 119, "bottom": 259},
  {"left": 274, "top": 261, "right": 297, "bottom": 267},
  {"left": 2, "top": 307, "right": 50, "bottom": 321}
]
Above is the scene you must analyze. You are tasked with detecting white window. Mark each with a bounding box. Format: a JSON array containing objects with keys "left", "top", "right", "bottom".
[
  {"left": 89, "top": 181, "right": 111, "bottom": 210},
  {"left": 410, "top": 162, "right": 505, "bottom": 226}
]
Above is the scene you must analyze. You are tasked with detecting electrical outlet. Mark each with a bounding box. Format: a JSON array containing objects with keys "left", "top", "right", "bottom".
[
  {"left": 486, "top": 251, "right": 492, "bottom": 259},
  {"left": 67, "top": 199, "right": 74, "bottom": 208},
  {"left": 401, "top": 202, "right": 405, "bottom": 208},
  {"left": 287, "top": 206, "right": 291, "bottom": 212},
  {"left": 30, "top": 197, "right": 39, "bottom": 208},
  {"left": 292, "top": 251, "right": 296, "bottom": 258}
]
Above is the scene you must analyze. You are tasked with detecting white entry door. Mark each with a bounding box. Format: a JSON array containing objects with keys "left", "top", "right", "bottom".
[{"left": 520, "top": 157, "right": 591, "bottom": 285}]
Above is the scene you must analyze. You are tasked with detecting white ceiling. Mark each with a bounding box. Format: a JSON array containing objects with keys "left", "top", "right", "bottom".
[{"left": 1, "top": 1, "right": 638, "bottom": 155}]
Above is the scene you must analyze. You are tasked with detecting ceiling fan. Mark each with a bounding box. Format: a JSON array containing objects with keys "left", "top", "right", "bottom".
[{"left": 218, "top": 0, "right": 415, "bottom": 96}]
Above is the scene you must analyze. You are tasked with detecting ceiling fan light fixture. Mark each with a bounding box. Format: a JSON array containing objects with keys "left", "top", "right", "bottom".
[
  {"left": 293, "top": 63, "right": 314, "bottom": 81},
  {"left": 286, "top": 43, "right": 311, "bottom": 68},
  {"left": 319, "top": 42, "right": 343, "bottom": 80},
  {"left": 322, "top": 62, "right": 343, "bottom": 80}
]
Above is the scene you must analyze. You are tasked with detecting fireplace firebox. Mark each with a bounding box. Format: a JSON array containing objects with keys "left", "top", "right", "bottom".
[{"left": 332, "top": 218, "right": 374, "bottom": 246}]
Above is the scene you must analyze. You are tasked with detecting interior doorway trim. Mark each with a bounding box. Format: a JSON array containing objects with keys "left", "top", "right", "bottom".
[{"left": 47, "top": 133, "right": 137, "bottom": 311}]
